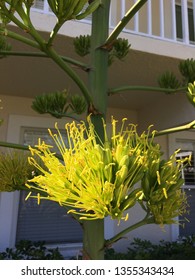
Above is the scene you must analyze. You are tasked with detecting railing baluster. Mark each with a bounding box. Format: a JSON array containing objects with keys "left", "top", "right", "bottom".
[
  {"left": 171, "top": 0, "right": 177, "bottom": 41},
  {"left": 159, "top": 0, "right": 165, "bottom": 38},
  {"left": 134, "top": 0, "right": 139, "bottom": 32},
  {"left": 121, "top": 0, "right": 126, "bottom": 18},
  {"left": 181, "top": 0, "right": 189, "bottom": 44},
  {"left": 147, "top": 0, "right": 152, "bottom": 35}
]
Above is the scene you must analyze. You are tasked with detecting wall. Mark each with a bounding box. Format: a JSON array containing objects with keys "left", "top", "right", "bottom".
[
  {"left": 0, "top": 94, "right": 138, "bottom": 142},
  {"left": 0, "top": 95, "right": 38, "bottom": 142},
  {"left": 138, "top": 91, "right": 195, "bottom": 131},
  {"left": 0, "top": 94, "right": 139, "bottom": 251}
]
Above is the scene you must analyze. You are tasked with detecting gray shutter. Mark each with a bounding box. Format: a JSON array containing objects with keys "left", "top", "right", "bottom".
[
  {"left": 177, "top": 150, "right": 195, "bottom": 237},
  {"left": 179, "top": 189, "right": 195, "bottom": 237},
  {"left": 16, "top": 191, "right": 83, "bottom": 243},
  {"left": 16, "top": 127, "right": 83, "bottom": 244}
]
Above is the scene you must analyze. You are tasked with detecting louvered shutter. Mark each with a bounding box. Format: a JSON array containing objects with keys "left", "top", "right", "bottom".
[
  {"left": 16, "top": 127, "right": 83, "bottom": 244},
  {"left": 176, "top": 149, "right": 195, "bottom": 237}
]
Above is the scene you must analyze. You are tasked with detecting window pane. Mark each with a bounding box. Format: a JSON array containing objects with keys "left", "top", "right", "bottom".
[
  {"left": 176, "top": 5, "right": 183, "bottom": 39},
  {"left": 175, "top": 4, "right": 195, "bottom": 42},
  {"left": 188, "top": 8, "right": 195, "bottom": 42}
]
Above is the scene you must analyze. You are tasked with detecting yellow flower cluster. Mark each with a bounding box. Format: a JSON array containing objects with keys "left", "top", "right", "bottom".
[{"left": 26, "top": 117, "right": 189, "bottom": 223}]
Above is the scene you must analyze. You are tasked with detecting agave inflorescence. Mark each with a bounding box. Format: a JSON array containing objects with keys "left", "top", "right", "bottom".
[
  {"left": 0, "top": 1, "right": 101, "bottom": 27},
  {"left": 26, "top": 117, "right": 189, "bottom": 224},
  {"left": 187, "top": 82, "right": 195, "bottom": 108},
  {"left": 0, "top": 150, "right": 38, "bottom": 192},
  {"left": 48, "top": 0, "right": 101, "bottom": 21}
]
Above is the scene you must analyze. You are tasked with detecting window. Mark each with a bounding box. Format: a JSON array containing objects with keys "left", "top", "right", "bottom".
[
  {"left": 176, "top": 3, "right": 195, "bottom": 42},
  {"left": 16, "top": 127, "right": 83, "bottom": 244},
  {"left": 177, "top": 150, "right": 195, "bottom": 185},
  {"left": 176, "top": 143, "right": 195, "bottom": 237}
]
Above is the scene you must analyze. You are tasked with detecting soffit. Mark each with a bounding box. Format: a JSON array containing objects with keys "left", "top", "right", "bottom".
[{"left": 0, "top": 26, "right": 183, "bottom": 110}]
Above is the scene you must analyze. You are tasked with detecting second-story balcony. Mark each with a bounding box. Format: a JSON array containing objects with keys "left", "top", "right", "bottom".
[
  {"left": 1, "top": 0, "right": 195, "bottom": 112},
  {"left": 31, "top": 0, "right": 195, "bottom": 47}
]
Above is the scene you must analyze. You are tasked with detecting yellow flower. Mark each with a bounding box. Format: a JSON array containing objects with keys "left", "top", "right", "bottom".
[{"left": 26, "top": 116, "right": 188, "bottom": 223}]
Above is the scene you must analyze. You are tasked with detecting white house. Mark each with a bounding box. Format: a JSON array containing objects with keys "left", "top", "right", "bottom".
[{"left": 0, "top": 0, "right": 195, "bottom": 257}]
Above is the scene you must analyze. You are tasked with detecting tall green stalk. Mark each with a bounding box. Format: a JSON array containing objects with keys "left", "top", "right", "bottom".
[
  {"left": 82, "top": 0, "right": 111, "bottom": 260},
  {"left": 88, "top": 0, "right": 110, "bottom": 119}
]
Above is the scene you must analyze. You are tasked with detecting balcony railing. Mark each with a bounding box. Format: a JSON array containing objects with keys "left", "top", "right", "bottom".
[{"left": 32, "top": 0, "right": 195, "bottom": 46}]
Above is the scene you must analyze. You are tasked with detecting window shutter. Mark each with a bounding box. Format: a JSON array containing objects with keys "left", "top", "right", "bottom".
[
  {"left": 179, "top": 189, "right": 195, "bottom": 237},
  {"left": 16, "top": 191, "right": 82, "bottom": 243},
  {"left": 176, "top": 149, "right": 195, "bottom": 237},
  {"left": 16, "top": 127, "right": 83, "bottom": 244},
  {"left": 177, "top": 150, "right": 195, "bottom": 185}
]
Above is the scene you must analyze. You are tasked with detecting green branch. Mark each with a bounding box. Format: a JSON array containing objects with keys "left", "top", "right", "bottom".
[
  {"left": 0, "top": 50, "right": 90, "bottom": 71},
  {"left": 154, "top": 120, "right": 195, "bottom": 137},
  {"left": 0, "top": 29, "right": 40, "bottom": 49},
  {"left": 0, "top": 141, "right": 29, "bottom": 151},
  {"left": 1, "top": 5, "right": 29, "bottom": 32},
  {"left": 105, "top": 216, "right": 155, "bottom": 247},
  {"left": 0, "top": 141, "right": 63, "bottom": 160},
  {"left": 103, "top": 0, "right": 148, "bottom": 47},
  {"left": 108, "top": 85, "right": 187, "bottom": 95},
  {"left": 45, "top": 47, "right": 92, "bottom": 105},
  {"left": 47, "top": 21, "right": 64, "bottom": 47}
]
